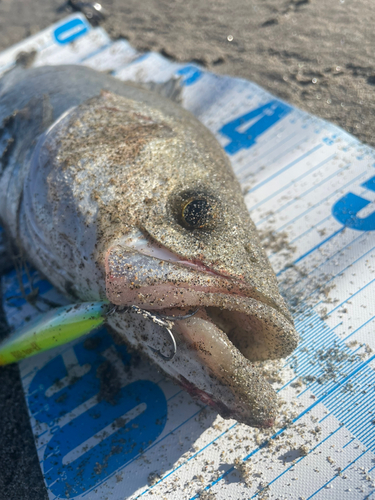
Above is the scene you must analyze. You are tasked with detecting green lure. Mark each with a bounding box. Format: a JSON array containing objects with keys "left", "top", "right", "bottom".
[{"left": 0, "top": 302, "right": 110, "bottom": 366}]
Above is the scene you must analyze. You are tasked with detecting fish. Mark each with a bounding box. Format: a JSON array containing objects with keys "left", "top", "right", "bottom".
[{"left": 0, "top": 65, "right": 298, "bottom": 428}]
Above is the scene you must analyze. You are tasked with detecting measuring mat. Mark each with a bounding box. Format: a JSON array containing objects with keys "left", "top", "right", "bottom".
[{"left": 1, "top": 14, "right": 375, "bottom": 500}]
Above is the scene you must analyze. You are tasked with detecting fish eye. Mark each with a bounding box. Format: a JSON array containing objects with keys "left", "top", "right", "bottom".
[{"left": 181, "top": 198, "right": 214, "bottom": 228}]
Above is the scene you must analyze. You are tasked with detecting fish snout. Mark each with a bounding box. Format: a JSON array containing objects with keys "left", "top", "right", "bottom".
[{"left": 104, "top": 242, "right": 297, "bottom": 428}]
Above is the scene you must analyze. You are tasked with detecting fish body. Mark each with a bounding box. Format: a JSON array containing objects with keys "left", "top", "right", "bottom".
[{"left": 0, "top": 65, "right": 298, "bottom": 427}]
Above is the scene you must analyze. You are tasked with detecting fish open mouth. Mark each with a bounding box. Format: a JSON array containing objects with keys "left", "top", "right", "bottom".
[{"left": 105, "top": 234, "right": 298, "bottom": 428}]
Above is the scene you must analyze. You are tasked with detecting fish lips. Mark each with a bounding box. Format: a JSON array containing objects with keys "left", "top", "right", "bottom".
[
  {"left": 105, "top": 244, "right": 298, "bottom": 361},
  {"left": 105, "top": 244, "right": 298, "bottom": 427}
]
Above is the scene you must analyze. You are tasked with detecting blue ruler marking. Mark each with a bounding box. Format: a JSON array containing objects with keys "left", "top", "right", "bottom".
[
  {"left": 80, "top": 405, "right": 206, "bottom": 498},
  {"left": 274, "top": 171, "right": 367, "bottom": 234},
  {"left": 246, "top": 144, "right": 322, "bottom": 194},
  {"left": 250, "top": 426, "right": 342, "bottom": 499},
  {"left": 343, "top": 437, "right": 356, "bottom": 449},
  {"left": 238, "top": 133, "right": 308, "bottom": 178},
  {"left": 306, "top": 450, "right": 369, "bottom": 499},
  {"left": 248, "top": 154, "right": 336, "bottom": 212},
  {"left": 257, "top": 163, "right": 350, "bottom": 226}
]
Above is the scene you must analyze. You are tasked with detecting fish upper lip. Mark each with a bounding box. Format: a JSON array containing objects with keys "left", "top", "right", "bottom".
[
  {"left": 116, "top": 229, "right": 243, "bottom": 282},
  {"left": 106, "top": 243, "right": 292, "bottom": 325},
  {"left": 110, "top": 229, "right": 294, "bottom": 320},
  {"left": 169, "top": 258, "right": 237, "bottom": 281}
]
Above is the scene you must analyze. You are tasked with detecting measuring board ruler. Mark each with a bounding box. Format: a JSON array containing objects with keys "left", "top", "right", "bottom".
[{"left": 1, "top": 14, "right": 375, "bottom": 500}]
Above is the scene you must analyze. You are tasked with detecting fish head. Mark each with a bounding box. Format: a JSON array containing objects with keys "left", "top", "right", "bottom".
[
  {"left": 24, "top": 89, "right": 298, "bottom": 427},
  {"left": 90, "top": 92, "right": 299, "bottom": 428}
]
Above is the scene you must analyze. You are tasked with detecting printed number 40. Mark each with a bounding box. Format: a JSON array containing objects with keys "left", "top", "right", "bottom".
[{"left": 219, "top": 100, "right": 291, "bottom": 155}]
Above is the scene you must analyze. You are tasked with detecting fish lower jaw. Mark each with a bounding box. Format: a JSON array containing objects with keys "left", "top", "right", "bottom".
[
  {"left": 177, "top": 376, "right": 276, "bottom": 429},
  {"left": 107, "top": 296, "right": 297, "bottom": 428},
  {"left": 107, "top": 305, "right": 280, "bottom": 428},
  {"left": 162, "top": 305, "right": 282, "bottom": 428}
]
